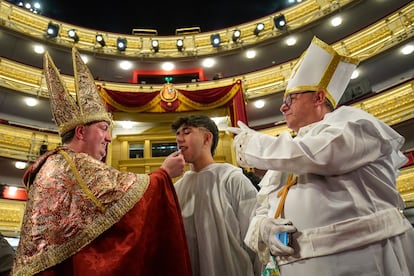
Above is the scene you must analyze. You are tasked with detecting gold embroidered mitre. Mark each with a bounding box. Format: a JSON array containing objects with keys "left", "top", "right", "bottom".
[{"left": 44, "top": 47, "right": 112, "bottom": 135}]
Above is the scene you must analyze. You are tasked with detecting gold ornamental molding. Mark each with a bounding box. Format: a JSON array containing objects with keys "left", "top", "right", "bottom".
[
  {"left": 0, "top": 0, "right": 355, "bottom": 58},
  {"left": 0, "top": 199, "right": 26, "bottom": 237},
  {"left": 0, "top": 124, "right": 61, "bottom": 161},
  {"left": 398, "top": 166, "right": 414, "bottom": 208}
]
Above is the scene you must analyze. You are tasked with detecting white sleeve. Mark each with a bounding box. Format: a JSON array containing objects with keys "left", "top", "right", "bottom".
[{"left": 238, "top": 119, "right": 396, "bottom": 176}]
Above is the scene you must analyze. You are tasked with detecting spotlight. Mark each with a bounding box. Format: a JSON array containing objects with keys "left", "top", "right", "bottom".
[
  {"left": 253, "top": 23, "right": 265, "bottom": 36},
  {"left": 67, "top": 29, "right": 79, "bottom": 42},
  {"left": 96, "top": 34, "right": 106, "bottom": 47},
  {"left": 46, "top": 22, "right": 59, "bottom": 38},
  {"left": 176, "top": 39, "right": 184, "bottom": 51},
  {"left": 210, "top": 34, "right": 221, "bottom": 48},
  {"left": 232, "top": 29, "right": 241, "bottom": 43},
  {"left": 273, "top": 14, "right": 287, "bottom": 31},
  {"left": 151, "top": 40, "right": 159, "bottom": 53},
  {"left": 117, "top": 37, "right": 127, "bottom": 52}
]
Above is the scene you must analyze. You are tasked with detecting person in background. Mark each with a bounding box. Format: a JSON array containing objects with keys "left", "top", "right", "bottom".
[
  {"left": 228, "top": 36, "right": 414, "bottom": 276},
  {"left": 0, "top": 233, "right": 14, "bottom": 276},
  {"left": 11, "top": 48, "right": 192, "bottom": 276},
  {"left": 171, "top": 115, "right": 261, "bottom": 276},
  {"left": 242, "top": 168, "right": 262, "bottom": 191}
]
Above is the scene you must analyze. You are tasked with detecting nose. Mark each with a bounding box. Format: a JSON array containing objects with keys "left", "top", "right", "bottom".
[
  {"left": 105, "top": 132, "right": 112, "bottom": 142},
  {"left": 280, "top": 102, "right": 288, "bottom": 113},
  {"left": 176, "top": 133, "right": 184, "bottom": 142}
]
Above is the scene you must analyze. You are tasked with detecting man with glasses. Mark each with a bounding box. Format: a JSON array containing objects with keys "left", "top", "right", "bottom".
[
  {"left": 171, "top": 115, "right": 261, "bottom": 276},
  {"left": 228, "top": 36, "right": 414, "bottom": 275}
]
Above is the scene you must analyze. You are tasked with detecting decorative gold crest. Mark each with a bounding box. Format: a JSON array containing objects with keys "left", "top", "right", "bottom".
[{"left": 160, "top": 83, "right": 178, "bottom": 103}]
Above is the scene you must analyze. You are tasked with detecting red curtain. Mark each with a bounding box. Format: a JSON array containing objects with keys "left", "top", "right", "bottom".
[{"left": 99, "top": 80, "right": 247, "bottom": 126}]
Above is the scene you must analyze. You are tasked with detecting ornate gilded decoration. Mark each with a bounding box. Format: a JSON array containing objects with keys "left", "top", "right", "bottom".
[
  {"left": 160, "top": 83, "right": 178, "bottom": 103},
  {"left": 44, "top": 48, "right": 113, "bottom": 136}
]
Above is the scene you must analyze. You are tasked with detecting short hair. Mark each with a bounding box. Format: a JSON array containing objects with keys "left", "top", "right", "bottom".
[
  {"left": 60, "top": 121, "right": 103, "bottom": 144},
  {"left": 61, "top": 128, "right": 75, "bottom": 144},
  {"left": 171, "top": 115, "right": 219, "bottom": 156}
]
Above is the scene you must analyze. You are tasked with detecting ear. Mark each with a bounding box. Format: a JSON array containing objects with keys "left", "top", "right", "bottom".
[
  {"left": 74, "top": 125, "right": 87, "bottom": 140},
  {"left": 203, "top": 130, "right": 213, "bottom": 145},
  {"left": 313, "top": 90, "right": 326, "bottom": 106}
]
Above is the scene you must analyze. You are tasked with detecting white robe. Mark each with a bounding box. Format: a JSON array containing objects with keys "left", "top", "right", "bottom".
[
  {"left": 174, "top": 163, "right": 261, "bottom": 276},
  {"left": 236, "top": 106, "right": 414, "bottom": 276}
]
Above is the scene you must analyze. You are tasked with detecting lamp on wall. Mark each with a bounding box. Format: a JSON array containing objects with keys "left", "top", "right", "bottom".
[
  {"left": 176, "top": 39, "right": 184, "bottom": 51},
  {"left": 210, "top": 34, "right": 221, "bottom": 48},
  {"left": 151, "top": 39, "right": 159, "bottom": 53},
  {"left": 96, "top": 34, "right": 106, "bottom": 47},
  {"left": 46, "top": 22, "right": 59, "bottom": 38},
  {"left": 253, "top": 23, "right": 265, "bottom": 36},
  {"left": 117, "top": 37, "right": 127, "bottom": 51},
  {"left": 232, "top": 29, "right": 241, "bottom": 43},
  {"left": 67, "top": 29, "right": 79, "bottom": 42},
  {"left": 273, "top": 14, "right": 287, "bottom": 30}
]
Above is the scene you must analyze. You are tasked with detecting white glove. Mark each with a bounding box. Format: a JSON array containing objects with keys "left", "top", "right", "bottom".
[
  {"left": 260, "top": 217, "right": 296, "bottom": 256},
  {"left": 226, "top": 120, "right": 252, "bottom": 135},
  {"left": 227, "top": 121, "right": 256, "bottom": 167}
]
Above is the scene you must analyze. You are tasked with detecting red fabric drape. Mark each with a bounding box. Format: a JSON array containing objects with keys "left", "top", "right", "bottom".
[
  {"left": 37, "top": 169, "right": 192, "bottom": 276},
  {"left": 98, "top": 80, "right": 247, "bottom": 126}
]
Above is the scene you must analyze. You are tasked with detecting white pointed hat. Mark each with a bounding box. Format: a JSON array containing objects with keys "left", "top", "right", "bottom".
[{"left": 285, "top": 36, "right": 360, "bottom": 107}]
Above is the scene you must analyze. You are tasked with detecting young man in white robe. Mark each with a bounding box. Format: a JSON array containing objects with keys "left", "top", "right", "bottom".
[{"left": 172, "top": 115, "right": 261, "bottom": 276}]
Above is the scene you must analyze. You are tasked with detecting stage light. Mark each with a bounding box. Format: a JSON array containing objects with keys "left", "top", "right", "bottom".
[
  {"left": 253, "top": 23, "right": 265, "bottom": 36},
  {"left": 232, "top": 29, "right": 241, "bottom": 43},
  {"left": 151, "top": 40, "right": 159, "bottom": 53},
  {"left": 117, "top": 37, "right": 127, "bottom": 52},
  {"left": 210, "top": 34, "right": 221, "bottom": 48},
  {"left": 273, "top": 14, "right": 287, "bottom": 30},
  {"left": 176, "top": 39, "right": 184, "bottom": 51},
  {"left": 46, "top": 22, "right": 59, "bottom": 38},
  {"left": 67, "top": 29, "right": 79, "bottom": 42},
  {"left": 96, "top": 34, "right": 106, "bottom": 47}
]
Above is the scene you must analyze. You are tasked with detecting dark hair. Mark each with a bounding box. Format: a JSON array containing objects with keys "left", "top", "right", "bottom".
[
  {"left": 171, "top": 115, "right": 219, "bottom": 156},
  {"left": 60, "top": 121, "right": 102, "bottom": 144},
  {"left": 61, "top": 128, "right": 76, "bottom": 144}
]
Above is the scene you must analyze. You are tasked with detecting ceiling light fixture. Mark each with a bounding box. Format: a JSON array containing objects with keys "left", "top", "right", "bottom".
[
  {"left": 15, "top": 161, "right": 27, "bottom": 170},
  {"left": 285, "top": 37, "right": 297, "bottom": 46},
  {"left": 25, "top": 97, "right": 38, "bottom": 107},
  {"left": 330, "top": 16, "right": 342, "bottom": 27},
  {"left": 254, "top": 100, "right": 265, "bottom": 109}
]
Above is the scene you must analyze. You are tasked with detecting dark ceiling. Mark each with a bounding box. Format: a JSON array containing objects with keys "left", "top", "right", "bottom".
[{"left": 35, "top": 0, "right": 291, "bottom": 36}]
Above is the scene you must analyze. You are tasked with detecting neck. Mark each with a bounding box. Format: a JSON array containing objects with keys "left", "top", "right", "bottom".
[{"left": 191, "top": 156, "right": 215, "bottom": 172}]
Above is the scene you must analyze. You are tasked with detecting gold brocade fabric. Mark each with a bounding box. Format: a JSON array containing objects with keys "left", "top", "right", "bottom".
[
  {"left": 12, "top": 147, "right": 150, "bottom": 275},
  {"left": 44, "top": 48, "right": 112, "bottom": 136}
]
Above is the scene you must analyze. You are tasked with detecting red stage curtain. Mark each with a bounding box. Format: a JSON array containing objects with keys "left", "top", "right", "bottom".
[{"left": 98, "top": 80, "right": 247, "bottom": 126}]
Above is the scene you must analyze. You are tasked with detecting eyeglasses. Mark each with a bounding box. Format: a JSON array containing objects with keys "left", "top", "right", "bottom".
[{"left": 281, "top": 91, "right": 315, "bottom": 108}]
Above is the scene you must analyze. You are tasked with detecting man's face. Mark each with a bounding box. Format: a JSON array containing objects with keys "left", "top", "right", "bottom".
[
  {"left": 175, "top": 125, "right": 210, "bottom": 164},
  {"left": 279, "top": 91, "right": 319, "bottom": 132},
  {"left": 81, "top": 121, "right": 112, "bottom": 160}
]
